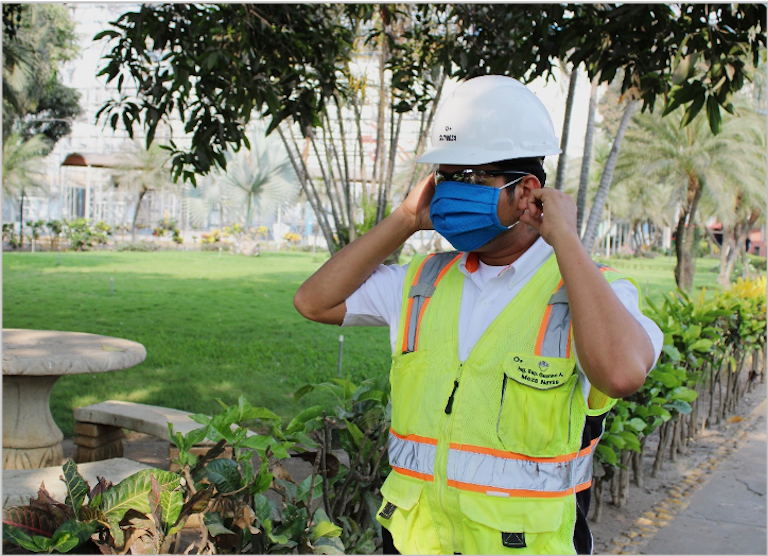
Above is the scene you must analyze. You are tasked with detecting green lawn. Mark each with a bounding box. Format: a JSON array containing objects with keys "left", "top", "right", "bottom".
[
  {"left": 2, "top": 250, "right": 391, "bottom": 436},
  {"left": 593, "top": 253, "right": 728, "bottom": 302},
  {"left": 1, "top": 249, "right": 735, "bottom": 437}
]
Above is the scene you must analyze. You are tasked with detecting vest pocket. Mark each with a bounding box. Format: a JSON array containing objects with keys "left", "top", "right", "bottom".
[
  {"left": 378, "top": 472, "right": 442, "bottom": 553},
  {"left": 458, "top": 492, "right": 566, "bottom": 553},
  {"left": 390, "top": 350, "right": 429, "bottom": 435},
  {"left": 497, "top": 353, "right": 578, "bottom": 457}
]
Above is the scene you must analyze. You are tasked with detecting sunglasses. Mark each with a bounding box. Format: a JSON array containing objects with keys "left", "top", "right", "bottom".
[{"left": 434, "top": 169, "right": 529, "bottom": 186}]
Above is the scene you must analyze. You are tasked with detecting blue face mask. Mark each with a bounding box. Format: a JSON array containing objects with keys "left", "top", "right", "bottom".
[{"left": 430, "top": 177, "right": 524, "bottom": 252}]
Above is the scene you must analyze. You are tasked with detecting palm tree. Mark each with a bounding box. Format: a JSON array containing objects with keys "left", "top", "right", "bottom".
[
  {"left": 182, "top": 173, "right": 226, "bottom": 229},
  {"left": 581, "top": 97, "right": 638, "bottom": 253},
  {"left": 698, "top": 116, "right": 767, "bottom": 285},
  {"left": 112, "top": 141, "right": 174, "bottom": 241},
  {"left": 553, "top": 64, "right": 579, "bottom": 191},
  {"left": 576, "top": 73, "right": 600, "bottom": 235},
  {"left": 183, "top": 128, "right": 298, "bottom": 231},
  {"left": 2, "top": 132, "right": 50, "bottom": 247},
  {"left": 611, "top": 106, "right": 766, "bottom": 290},
  {"left": 222, "top": 131, "right": 298, "bottom": 229}
]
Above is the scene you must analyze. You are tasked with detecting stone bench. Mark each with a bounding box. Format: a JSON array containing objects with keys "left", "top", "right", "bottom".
[
  {"left": 3, "top": 458, "right": 155, "bottom": 508},
  {"left": 73, "top": 400, "right": 259, "bottom": 468},
  {"left": 73, "top": 400, "right": 220, "bottom": 465}
]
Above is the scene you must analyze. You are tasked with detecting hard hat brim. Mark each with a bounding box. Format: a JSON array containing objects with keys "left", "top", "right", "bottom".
[{"left": 417, "top": 145, "right": 562, "bottom": 166}]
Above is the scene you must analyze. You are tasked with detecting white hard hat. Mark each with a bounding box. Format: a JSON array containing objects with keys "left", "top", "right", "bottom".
[{"left": 417, "top": 75, "right": 561, "bottom": 165}]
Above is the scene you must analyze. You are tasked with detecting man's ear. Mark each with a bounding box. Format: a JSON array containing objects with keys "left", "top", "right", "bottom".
[{"left": 516, "top": 175, "right": 542, "bottom": 211}]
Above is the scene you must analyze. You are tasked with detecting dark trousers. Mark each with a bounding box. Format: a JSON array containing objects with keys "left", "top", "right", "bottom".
[{"left": 382, "top": 528, "right": 400, "bottom": 555}]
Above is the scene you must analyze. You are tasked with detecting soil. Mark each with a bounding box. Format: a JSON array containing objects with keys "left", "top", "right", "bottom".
[{"left": 59, "top": 381, "right": 767, "bottom": 555}]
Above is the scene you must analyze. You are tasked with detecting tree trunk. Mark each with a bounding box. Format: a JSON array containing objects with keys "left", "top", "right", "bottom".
[
  {"left": 372, "top": 20, "right": 388, "bottom": 202},
  {"left": 278, "top": 126, "right": 337, "bottom": 254},
  {"left": 718, "top": 226, "right": 734, "bottom": 286},
  {"left": 582, "top": 99, "right": 637, "bottom": 252},
  {"left": 632, "top": 436, "right": 646, "bottom": 488},
  {"left": 592, "top": 475, "right": 604, "bottom": 522},
  {"left": 674, "top": 176, "right": 703, "bottom": 291},
  {"left": 652, "top": 421, "right": 669, "bottom": 477},
  {"left": 18, "top": 190, "right": 25, "bottom": 248},
  {"left": 554, "top": 65, "right": 579, "bottom": 191},
  {"left": 131, "top": 188, "right": 147, "bottom": 242},
  {"left": 576, "top": 75, "right": 599, "bottom": 236},
  {"left": 669, "top": 421, "right": 678, "bottom": 462},
  {"left": 618, "top": 451, "right": 631, "bottom": 508}
]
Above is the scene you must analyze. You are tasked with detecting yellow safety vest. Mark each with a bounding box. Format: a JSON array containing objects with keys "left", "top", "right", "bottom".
[{"left": 377, "top": 252, "right": 634, "bottom": 554}]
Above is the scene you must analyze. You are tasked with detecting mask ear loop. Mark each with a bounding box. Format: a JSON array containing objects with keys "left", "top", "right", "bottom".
[{"left": 499, "top": 176, "right": 525, "bottom": 229}]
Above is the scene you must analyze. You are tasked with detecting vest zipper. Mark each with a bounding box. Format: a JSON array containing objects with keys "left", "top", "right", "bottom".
[
  {"left": 438, "top": 363, "right": 463, "bottom": 553},
  {"left": 444, "top": 381, "right": 459, "bottom": 414},
  {"left": 496, "top": 375, "right": 509, "bottom": 440}
]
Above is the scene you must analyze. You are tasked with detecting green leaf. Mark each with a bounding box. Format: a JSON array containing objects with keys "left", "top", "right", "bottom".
[
  {"left": 662, "top": 344, "right": 682, "bottom": 362},
  {"left": 680, "top": 93, "right": 706, "bottom": 127},
  {"left": 655, "top": 371, "right": 681, "bottom": 389},
  {"left": 286, "top": 405, "right": 325, "bottom": 434},
  {"left": 62, "top": 460, "right": 89, "bottom": 515},
  {"left": 356, "top": 389, "right": 387, "bottom": 405},
  {"left": 706, "top": 94, "right": 722, "bottom": 135},
  {"left": 251, "top": 458, "right": 273, "bottom": 496},
  {"left": 618, "top": 431, "right": 641, "bottom": 452},
  {"left": 627, "top": 418, "right": 648, "bottom": 432},
  {"left": 2, "top": 524, "right": 41, "bottom": 552},
  {"left": 252, "top": 493, "right": 273, "bottom": 524},
  {"left": 312, "top": 520, "right": 342, "bottom": 540},
  {"left": 293, "top": 384, "right": 316, "bottom": 402},
  {"left": 100, "top": 469, "right": 180, "bottom": 521},
  {"left": 159, "top": 490, "right": 183, "bottom": 530},
  {"left": 205, "top": 458, "right": 242, "bottom": 493},
  {"left": 670, "top": 387, "right": 698, "bottom": 403},
  {"left": 595, "top": 444, "right": 619, "bottom": 466},
  {"left": 297, "top": 474, "right": 324, "bottom": 504},
  {"left": 51, "top": 520, "right": 100, "bottom": 552},
  {"left": 343, "top": 419, "right": 364, "bottom": 447},
  {"left": 665, "top": 400, "right": 693, "bottom": 415},
  {"left": 689, "top": 339, "right": 714, "bottom": 352},
  {"left": 648, "top": 405, "right": 672, "bottom": 421},
  {"left": 240, "top": 407, "right": 281, "bottom": 422},
  {"left": 314, "top": 535, "right": 346, "bottom": 554},
  {"left": 240, "top": 435, "right": 290, "bottom": 460},
  {"left": 204, "top": 512, "right": 236, "bottom": 536},
  {"left": 603, "top": 435, "right": 625, "bottom": 449}
]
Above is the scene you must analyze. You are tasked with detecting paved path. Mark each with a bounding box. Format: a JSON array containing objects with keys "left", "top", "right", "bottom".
[{"left": 640, "top": 400, "right": 767, "bottom": 555}]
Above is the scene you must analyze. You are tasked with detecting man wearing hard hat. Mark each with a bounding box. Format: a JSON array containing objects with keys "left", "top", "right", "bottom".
[{"left": 294, "top": 75, "right": 663, "bottom": 555}]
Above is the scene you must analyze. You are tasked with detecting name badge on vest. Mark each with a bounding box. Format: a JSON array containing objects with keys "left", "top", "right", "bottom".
[{"left": 504, "top": 353, "right": 575, "bottom": 390}]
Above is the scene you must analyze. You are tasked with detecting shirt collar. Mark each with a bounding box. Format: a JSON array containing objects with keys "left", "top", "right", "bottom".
[{"left": 457, "top": 237, "right": 554, "bottom": 282}]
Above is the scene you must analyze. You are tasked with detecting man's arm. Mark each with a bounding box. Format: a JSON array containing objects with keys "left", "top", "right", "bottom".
[
  {"left": 519, "top": 188, "right": 655, "bottom": 399},
  {"left": 293, "top": 174, "right": 435, "bottom": 325}
]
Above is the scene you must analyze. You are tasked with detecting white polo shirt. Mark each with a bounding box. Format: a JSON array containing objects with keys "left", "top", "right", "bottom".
[{"left": 342, "top": 237, "right": 664, "bottom": 401}]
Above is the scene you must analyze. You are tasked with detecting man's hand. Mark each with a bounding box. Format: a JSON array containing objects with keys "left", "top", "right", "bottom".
[
  {"left": 293, "top": 172, "right": 436, "bottom": 325},
  {"left": 518, "top": 187, "right": 579, "bottom": 248},
  {"left": 401, "top": 171, "right": 436, "bottom": 232}
]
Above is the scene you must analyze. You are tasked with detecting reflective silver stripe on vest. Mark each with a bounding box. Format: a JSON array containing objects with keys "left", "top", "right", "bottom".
[
  {"left": 541, "top": 285, "right": 571, "bottom": 359},
  {"left": 446, "top": 443, "right": 597, "bottom": 495},
  {"left": 541, "top": 262, "right": 615, "bottom": 359},
  {"left": 404, "top": 251, "right": 460, "bottom": 353},
  {"left": 388, "top": 431, "right": 437, "bottom": 478}
]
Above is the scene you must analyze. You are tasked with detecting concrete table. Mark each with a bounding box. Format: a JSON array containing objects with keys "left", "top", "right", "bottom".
[{"left": 2, "top": 329, "right": 146, "bottom": 469}]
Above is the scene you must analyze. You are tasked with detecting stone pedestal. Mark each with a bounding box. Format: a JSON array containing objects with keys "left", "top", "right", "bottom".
[
  {"left": 2, "top": 328, "right": 146, "bottom": 470},
  {"left": 2, "top": 375, "right": 64, "bottom": 469}
]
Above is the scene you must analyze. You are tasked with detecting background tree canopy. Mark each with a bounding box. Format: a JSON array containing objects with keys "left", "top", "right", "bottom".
[
  {"left": 95, "top": 3, "right": 765, "bottom": 184},
  {"left": 2, "top": 3, "right": 82, "bottom": 145}
]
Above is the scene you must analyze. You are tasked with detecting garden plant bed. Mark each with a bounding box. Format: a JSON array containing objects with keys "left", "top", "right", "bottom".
[{"left": 53, "top": 382, "right": 765, "bottom": 555}]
